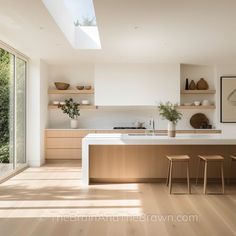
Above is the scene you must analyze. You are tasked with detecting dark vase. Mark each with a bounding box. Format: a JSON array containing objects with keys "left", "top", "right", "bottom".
[{"left": 185, "top": 78, "right": 189, "bottom": 90}]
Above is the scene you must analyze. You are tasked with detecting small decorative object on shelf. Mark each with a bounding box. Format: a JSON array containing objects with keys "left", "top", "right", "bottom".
[
  {"left": 84, "top": 86, "right": 92, "bottom": 90},
  {"left": 76, "top": 86, "right": 84, "bottom": 90},
  {"left": 196, "top": 78, "right": 209, "bottom": 90},
  {"left": 81, "top": 99, "right": 90, "bottom": 105},
  {"left": 158, "top": 102, "right": 182, "bottom": 137},
  {"left": 194, "top": 101, "right": 201, "bottom": 106},
  {"left": 201, "top": 99, "right": 210, "bottom": 106},
  {"left": 190, "top": 113, "right": 209, "bottom": 129},
  {"left": 185, "top": 78, "right": 189, "bottom": 90},
  {"left": 189, "top": 80, "right": 196, "bottom": 90},
  {"left": 58, "top": 98, "right": 80, "bottom": 129},
  {"left": 54, "top": 82, "right": 70, "bottom": 90}
]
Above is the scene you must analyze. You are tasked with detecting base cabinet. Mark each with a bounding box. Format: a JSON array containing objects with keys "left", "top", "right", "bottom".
[{"left": 45, "top": 130, "right": 94, "bottom": 160}]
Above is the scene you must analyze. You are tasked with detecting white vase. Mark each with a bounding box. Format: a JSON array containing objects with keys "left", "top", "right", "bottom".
[
  {"left": 70, "top": 119, "right": 78, "bottom": 129},
  {"left": 168, "top": 121, "right": 176, "bottom": 137}
]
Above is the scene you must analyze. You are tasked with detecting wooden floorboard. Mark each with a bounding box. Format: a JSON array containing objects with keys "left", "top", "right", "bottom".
[{"left": 0, "top": 160, "right": 235, "bottom": 236}]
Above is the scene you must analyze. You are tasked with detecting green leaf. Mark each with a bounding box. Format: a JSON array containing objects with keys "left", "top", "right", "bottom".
[{"left": 157, "top": 101, "right": 182, "bottom": 124}]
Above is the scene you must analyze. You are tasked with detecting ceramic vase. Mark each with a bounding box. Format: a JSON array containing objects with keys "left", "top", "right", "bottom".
[
  {"left": 70, "top": 119, "right": 78, "bottom": 129},
  {"left": 168, "top": 121, "right": 176, "bottom": 137}
]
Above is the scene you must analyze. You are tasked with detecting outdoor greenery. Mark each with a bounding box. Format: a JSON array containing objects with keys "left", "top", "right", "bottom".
[
  {"left": 0, "top": 48, "right": 11, "bottom": 163},
  {"left": 158, "top": 102, "right": 182, "bottom": 124},
  {"left": 59, "top": 98, "right": 80, "bottom": 119},
  {"left": 74, "top": 16, "right": 96, "bottom": 27}
]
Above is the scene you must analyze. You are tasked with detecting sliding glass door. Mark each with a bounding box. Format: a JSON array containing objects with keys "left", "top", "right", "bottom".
[
  {"left": 0, "top": 49, "right": 14, "bottom": 176},
  {"left": 16, "top": 57, "right": 26, "bottom": 167},
  {"left": 0, "top": 47, "right": 27, "bottom": 177}
]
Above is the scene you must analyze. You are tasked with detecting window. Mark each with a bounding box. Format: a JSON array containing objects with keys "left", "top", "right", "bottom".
[{"left": 0, "top": 46, "right": 27, "bottom": 178}]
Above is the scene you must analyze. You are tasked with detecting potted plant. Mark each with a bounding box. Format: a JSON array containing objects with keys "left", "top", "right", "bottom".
[
  {"left": 59, "top": 98, "right": 80, "bottom": 129},
  {"left": 158, "top": 102, "right": 182, "bottom": 137}
]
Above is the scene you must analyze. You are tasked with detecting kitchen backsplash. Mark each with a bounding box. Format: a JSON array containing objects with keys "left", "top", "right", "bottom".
[{"left": 48, "top": 106, "right": 215, "bottom": 129}]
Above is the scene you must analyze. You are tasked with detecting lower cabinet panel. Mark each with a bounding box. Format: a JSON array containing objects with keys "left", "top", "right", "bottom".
[
  {"left": 46, "top": 149, "right": 82, "bottom": 160},
  {"left": 89, "top": 145, "right": 236, "bottom": 181}
]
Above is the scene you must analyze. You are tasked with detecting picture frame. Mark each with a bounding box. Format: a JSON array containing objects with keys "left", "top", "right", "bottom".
[{"left": 220, "top": 76, "right": 236, "bottom": 123}]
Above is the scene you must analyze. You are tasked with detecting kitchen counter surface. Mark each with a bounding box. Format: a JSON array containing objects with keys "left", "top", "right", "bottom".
[
  {"left": 45, "top": 128, "right": 221, "bottom": 132},
  {"left": 83, "top": 133, "right": 236, "bottom": 145}
]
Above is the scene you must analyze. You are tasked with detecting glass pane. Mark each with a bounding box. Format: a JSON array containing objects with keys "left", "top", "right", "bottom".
[
  {"left": 64, "top": 0, "right": 97, "bottom": 26},
  {"left": 0, "top": 48, "right": 14, "bottom": 177},
  {"left": 16, "top": 57, "right": 26, "bottom": 167}
]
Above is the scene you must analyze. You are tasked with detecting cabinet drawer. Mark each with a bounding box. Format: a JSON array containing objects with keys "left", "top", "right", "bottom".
[
  {"left": 45, "top": 130, "right": 94, "bottom": 138},
  {"left": 46, "top": 138, "right": 82, "bottom": 148},
  {"left": 46, "top": 149, "right": 82, "bottom": 159}
]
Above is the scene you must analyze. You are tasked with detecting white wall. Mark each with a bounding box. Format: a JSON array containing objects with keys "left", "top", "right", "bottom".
[
  {"left": 47, "top": 63, "right": 212, "bottom": 130},
  {"left": 27, "top": 59, "right": 41, "bottom": 166},
  {"left": 27, "top": 59, "right": 48, "bottom": 167},
  {"left": 95, "top": 63, "right": 180, "bottom": 106},
  {"left": 40, "top": 60, "right": 49, "bottom": 164},
  {"left": 48, "top": 64, "right": 94, "bottom": 87}
]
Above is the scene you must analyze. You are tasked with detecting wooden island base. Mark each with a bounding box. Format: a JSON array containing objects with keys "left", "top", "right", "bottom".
[{"left": 89, "top": 145, "right": 236, "bottom": 183}]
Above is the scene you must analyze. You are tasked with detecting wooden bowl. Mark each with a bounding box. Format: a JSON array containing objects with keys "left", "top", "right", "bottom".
[
  {"left": 54, "top": 82, "right": 70, "bottom": 90},
  {"left": 84, "top": 86, "right": 92, "bottom": 90},
  {"left": 76, "top": 86, "right": 84, "bottom": 90}
]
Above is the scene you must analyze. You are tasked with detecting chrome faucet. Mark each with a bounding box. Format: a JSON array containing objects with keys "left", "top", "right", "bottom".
[{"left": 149, "top": 118, "right": 155, "bottom": 134}]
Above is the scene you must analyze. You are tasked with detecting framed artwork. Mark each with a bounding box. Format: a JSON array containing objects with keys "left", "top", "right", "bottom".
[{"left": 220, "top": 76, "right": 236, "bottom": 123}]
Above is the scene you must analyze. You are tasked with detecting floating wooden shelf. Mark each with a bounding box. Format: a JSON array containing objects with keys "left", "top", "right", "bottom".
[
  {"left": 178, "top": 105, "right": 216, "bottom": 109},
  {"left": 181, "top": 90, "right": 216, "bottom": 94},
  {"left": 48, "top": 89, "right": 94, "bottom": 95},
  {"left": 48, "top": 104, "right": 97, "bottom": 109}
]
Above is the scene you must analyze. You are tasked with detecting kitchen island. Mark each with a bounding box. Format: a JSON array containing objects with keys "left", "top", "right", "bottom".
[{"left": 82, "top": 133, "right": 236, "bottom": 185}]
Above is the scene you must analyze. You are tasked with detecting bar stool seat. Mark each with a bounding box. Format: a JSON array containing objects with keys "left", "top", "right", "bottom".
[
  {"left": 166, "top": 155, "right": 191, "bottom": 194},
  {"left": 199, "top": 155, "right": 224, "bottom": 161},
  {"left": 167, "top": 155, "right": 190, "bottom": 161},
  {"left": 231, "top": 155, "right": 236, "bottom": 160},
  {"left": 196, "top": 155, "right": 224, "bottom": 194}
]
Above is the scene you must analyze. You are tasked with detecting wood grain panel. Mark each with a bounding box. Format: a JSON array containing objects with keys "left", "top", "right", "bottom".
[
  {"left": 46, "top": 138, "right": 82, "bottom": 149},
  {"left": 46, "top": 149, "right": 81, "bottom": 159},
  {"left": 89, "top": 145, "right": 236, "bottom": 182},
  {"left": 45, "top": 130, "right": 94, "bottom": 138}
]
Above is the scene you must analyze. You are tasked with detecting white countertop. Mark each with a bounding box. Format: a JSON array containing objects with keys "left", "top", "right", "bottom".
[{"left": 83, "top": 133, "right": 236, "bottom": 145}]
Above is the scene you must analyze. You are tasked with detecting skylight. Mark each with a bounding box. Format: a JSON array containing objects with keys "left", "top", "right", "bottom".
[
  {"left": 64, "top": 0, "right": 97, "bottom": 26},
  {"left": 42, "top": 0, "right": 101, "bottom": 49}
]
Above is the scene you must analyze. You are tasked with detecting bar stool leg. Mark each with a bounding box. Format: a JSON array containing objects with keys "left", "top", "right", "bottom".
[
  {"left": 166, "top": 161, "right": 170, "bottom": 186},
  {"left": 203, "top": 161, "right": 208, "bottom": 194},
  {"left": 187, "top": 161, "right": 191, "bottom": 194},
  {"left": 221, "top": 161, "right": 225, "bottom": 194},
  {"left": 196, "top": 157, "right": 201, "bottom": 185},
  {"left": 228, "top": 157, "right": 232, "bottom": 185},
  {"left": 169, "top": 161, "right": 173, "bottom": 194}
]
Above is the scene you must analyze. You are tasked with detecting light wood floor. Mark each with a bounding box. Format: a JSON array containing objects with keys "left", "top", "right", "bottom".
[{"left": 0, "top": 160, "right": 235, "bottom": 236}]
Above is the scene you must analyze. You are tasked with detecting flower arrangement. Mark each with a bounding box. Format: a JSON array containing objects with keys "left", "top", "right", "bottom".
[
  {"left": 158, "top": 102, "right": 182, "bottom": 124},
  {"left": 59, "top": 98, "right": 80, "bottom": 119}
]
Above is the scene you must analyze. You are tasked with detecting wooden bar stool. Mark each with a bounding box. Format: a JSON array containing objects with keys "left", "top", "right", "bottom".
[
  {"left": 196, "top": 155, "right": 224, "bottom": 194},
  {"left": 228, "top": 155, "right": 236, "bottom": 184},
  {"left": 166, "top": 155, "right": 191, "bottom": 194}
]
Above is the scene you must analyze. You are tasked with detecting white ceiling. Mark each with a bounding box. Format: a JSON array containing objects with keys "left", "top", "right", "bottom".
[{"left": 1, "top": 0, "right": 236, "bottom": 65}]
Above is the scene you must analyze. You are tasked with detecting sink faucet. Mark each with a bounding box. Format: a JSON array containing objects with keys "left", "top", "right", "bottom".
[{"left": 149, "top": 118, "right": 155, "bottom": 134}]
